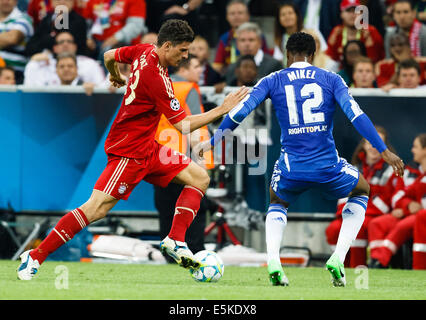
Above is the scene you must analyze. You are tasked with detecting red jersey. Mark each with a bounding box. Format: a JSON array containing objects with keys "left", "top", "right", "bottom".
[
  {"left": 104, "top": 44, "right": 187, "bottom": 159},
  {"left": 84, "top": 0, "right": 146, "bottom": 41}
]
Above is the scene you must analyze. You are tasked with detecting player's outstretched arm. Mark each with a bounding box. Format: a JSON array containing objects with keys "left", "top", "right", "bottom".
[
  {"left": 332, "top": 74, "right": 405, "bottom": 177},
  {"left": 381, "top": 149, "right": 405, "bottom": 177},
  {"left": 173, "top": 86, "right": 249, "bottom": 134},
  {"left": 104, "top": 49, "right": 127, "bottom": 88}
]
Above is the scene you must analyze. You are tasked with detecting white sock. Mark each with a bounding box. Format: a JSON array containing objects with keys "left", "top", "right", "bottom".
[
  {"left": 265, "top": 204, "right": 288, "bottom": 263},
  {"left": 334, "top": 195, "right": 368, "bottom": 263}
]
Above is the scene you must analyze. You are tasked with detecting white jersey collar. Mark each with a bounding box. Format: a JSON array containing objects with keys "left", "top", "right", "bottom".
[{"left": 289, "top": 61, "right": 312, "bottom": 68}]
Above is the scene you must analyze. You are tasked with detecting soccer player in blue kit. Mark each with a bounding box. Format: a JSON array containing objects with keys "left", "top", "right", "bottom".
[{"left": 198, "top": 32, "right": 404, "bottom": 287}]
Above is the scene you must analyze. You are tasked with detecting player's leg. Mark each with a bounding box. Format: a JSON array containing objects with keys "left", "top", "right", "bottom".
[
  {"left": 326, "top": 166, "right": 370, "bottom": 287},
  {"left": 158, "top": 161, "right": 210, "bottom": 269},
  {"left": 17, "top": 190, "right": 118, "bottom": 280},
  {"left": 266, "top": 186, "right": 290, "bottom": 286},
  {"left": 349, "top": 216, "right": 372, "bottom": 268}
]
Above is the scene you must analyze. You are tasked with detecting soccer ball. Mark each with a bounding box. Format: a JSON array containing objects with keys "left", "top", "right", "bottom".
[{"left": 189, "top": 250, "right": 224, "bottom": 283}]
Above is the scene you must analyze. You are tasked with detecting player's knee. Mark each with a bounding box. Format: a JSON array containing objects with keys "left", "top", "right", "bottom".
[
  {"left": 80, "top": 194, "right": 113, "bottom": 223},
  {"left": 197, "top": 170, "right": 210, "bottom": 191},
  {"left": 188, "top": 165, "right": 210, "bottom": 191}
]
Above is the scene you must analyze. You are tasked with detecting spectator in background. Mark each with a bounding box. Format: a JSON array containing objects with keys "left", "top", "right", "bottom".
[
  {"left": 385, "top": 0, "right": 426, "bottom": 58},
  {"left": 0, "top": 66, "right": 15, "bottom": 84},
  {"left": 0, "top": 0, "right": 34, "bottom": 84},
  {"left": 352, "top": 56, "right": 377, "bottom": 88},
  {"left": 213, "top": 0, "right": 270, "bottom": 74},
  {"left": 337, "top": 40, "right": 367, "bottom": 87},
  {"left": 56, "top": 52, "right": 82, "bottom": 85},
  {"left": 24, "top": 31, "right": 105, "bottom": 86},
  {"left": 27, "top": 0, "right": 52, "bottom": 27},
  {"left": 230, "top": 54, "right": 257, "bottom": 87},
  {"left": 55, "top": 52, "right": 96, "bottom": 95},
  {"left": 140, "top": 32, "right": 158, "bottom": 45},
  {"left": 382, "top": 58, "right": 424, "bottom": 90},
  {"left": 189, "top": 35, "right": 223, "bottom": 87},
  {"left": 225, "top": 22, "right": 282, "bottom": 85},
  {"left": 292, "top": 0, "right": 341, "bottom": 43},
  {"left": 326, "top": 0, "right": 384, "bottom": 66},
  {"left": 146, "top": 0, "right": 204, "bottom": 35},
  {"left": 376, "top": 32, "right": 426, "bottom": 87},
  {"left": 272, "top": 2, "right": 304, "bottom": 68},
  {"left": 369, "top": 133, "right": 426, "bottom": 270},
  {"left": 304, "top": 28, "right": 339, "bottom": 72},
  {"left": 26, "top": 0, "right": 88, "bottom": 57},
  {"left": 396, "top": 58, "right": 423, "bottom": 88},
  {"left": 326, "top": 126, "right": 398, "bottom": 268},
  {"left": 84, "top": 0, "right": 146, "bottom": 59}
]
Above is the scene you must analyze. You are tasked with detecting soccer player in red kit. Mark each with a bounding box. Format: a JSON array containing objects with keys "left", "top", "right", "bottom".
[{"left": 17, "top": 19, "right": 249, "bottom": 280}]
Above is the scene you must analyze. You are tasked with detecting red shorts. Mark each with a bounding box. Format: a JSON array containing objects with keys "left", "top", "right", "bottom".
[{"left": 94, "top": 141, "right": 191, "bottom": 200}]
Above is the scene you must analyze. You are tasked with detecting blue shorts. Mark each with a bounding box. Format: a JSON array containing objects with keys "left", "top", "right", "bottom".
[{"left": 270, "top": 158, "right": 359, "bottom": 204}]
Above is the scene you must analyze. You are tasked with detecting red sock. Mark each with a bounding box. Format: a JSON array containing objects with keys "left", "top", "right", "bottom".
[
  {"left": 30, "top": 208, "right": 89, "bottom": 264},
  {"left": 168, "top": 186, "right": 204, "bottom": 242}
]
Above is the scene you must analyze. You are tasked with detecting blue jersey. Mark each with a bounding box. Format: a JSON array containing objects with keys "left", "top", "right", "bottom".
[{"left": 214, "top": 61, "right": 387, "bottom": 182}]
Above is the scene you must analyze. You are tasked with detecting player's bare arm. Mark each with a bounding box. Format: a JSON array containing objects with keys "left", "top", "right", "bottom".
[
  {"left": 104, "top": 49, "right": 127, "bottom": 88},
  {"left": 173, "top": 86, "right": 249, "bottom": 134}
]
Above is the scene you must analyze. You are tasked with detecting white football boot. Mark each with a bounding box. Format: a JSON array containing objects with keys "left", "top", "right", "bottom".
[
  {"left": 17, "top": 250, "right": 40, "bottom": 280},
  {"left": 160, "top": 236, "right": 200, "bottom": 269}
]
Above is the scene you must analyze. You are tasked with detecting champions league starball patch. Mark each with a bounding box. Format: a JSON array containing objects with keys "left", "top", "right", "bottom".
[{"left": 170, "top": 98, "right": 181, "bottom": 111}]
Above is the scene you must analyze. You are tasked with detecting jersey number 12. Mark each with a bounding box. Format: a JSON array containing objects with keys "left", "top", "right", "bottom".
[{"left": 284, "top": 83, "right": 325, "bottom": 126}]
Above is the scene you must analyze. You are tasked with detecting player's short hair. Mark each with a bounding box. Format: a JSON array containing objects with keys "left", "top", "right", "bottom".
[
  {"left": 157, "top": 19, "right": 195, "bottom": 47},
  {"left": 56, "top": 52, "right": 77, "bottom": 66},
  {"left": 286, "top": 32, "right": 316, "bottom": 57},
  {"left": 397, "top": 58, "right": 421, "bottom": 76}
]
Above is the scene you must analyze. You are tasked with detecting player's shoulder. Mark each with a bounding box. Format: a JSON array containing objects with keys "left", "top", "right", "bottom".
[{"left": 255, "top": 69, "right": 284, "bottom": 87}]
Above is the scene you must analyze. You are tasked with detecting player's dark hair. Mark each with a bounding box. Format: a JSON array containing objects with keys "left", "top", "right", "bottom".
[
  {"left": 286, "top": 32, "right": 316, "bottom": 57},
  {"left": 415, "top": 133, "right": 426, "bottom": 148},
  {"left": 157, "top": 19, "right": 195, "bottom": 47}
]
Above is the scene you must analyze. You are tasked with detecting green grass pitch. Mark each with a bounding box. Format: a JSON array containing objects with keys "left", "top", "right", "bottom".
[{"left": 1, "top": 260, "right": 425, "bottom": 300}]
